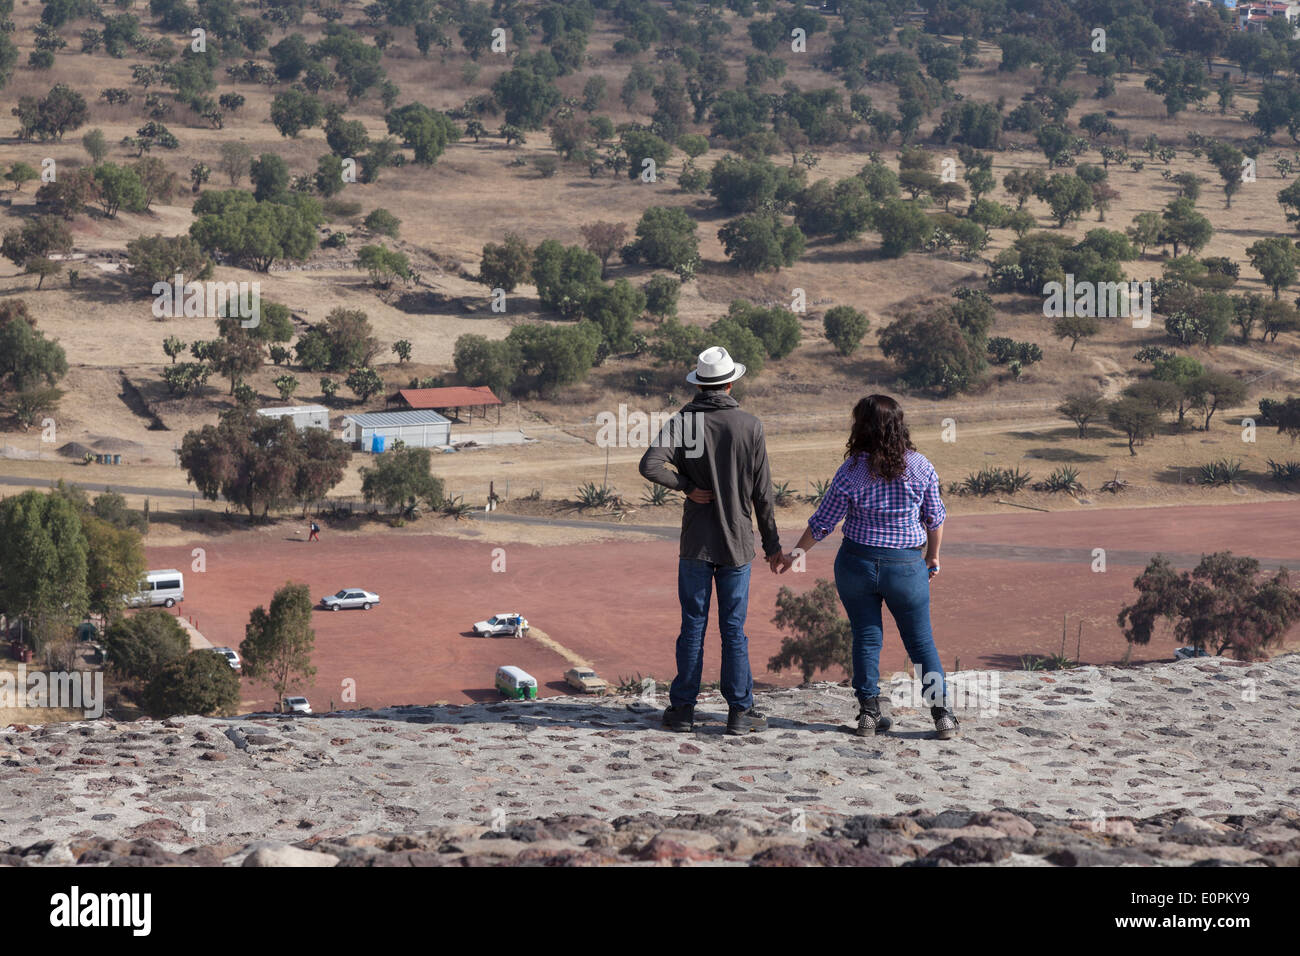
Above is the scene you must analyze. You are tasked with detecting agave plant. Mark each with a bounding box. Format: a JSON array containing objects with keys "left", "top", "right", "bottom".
[
  {"left": 577, "top": 481, "right": 617, "bottom": 508},
  {"left": 641, "top": 482, "right": 677, "bottom": 506},
  {"left": 806, "top": 477, "right": 832, "bottom": 506},
  {"left": 440, "top": 495, "right": 475, "bottom": 520},
  {"left": 772, "top": 480, "right": 796, "bottom": 506},
  {"left": 1198, "top": 458, "right": 1242, "bottom": 487},
  {"left": 1266, "top": 459, "right": 1300, "bottom": 483}
]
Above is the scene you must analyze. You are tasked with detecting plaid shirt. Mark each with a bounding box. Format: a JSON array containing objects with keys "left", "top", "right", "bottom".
[{"left": 807, "top": 450, "right": 946, "bottom": 549}]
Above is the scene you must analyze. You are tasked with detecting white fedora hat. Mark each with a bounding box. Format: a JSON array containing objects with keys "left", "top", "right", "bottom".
[{"left": 686, "top": 345, "right": 746, "bottom": 386}]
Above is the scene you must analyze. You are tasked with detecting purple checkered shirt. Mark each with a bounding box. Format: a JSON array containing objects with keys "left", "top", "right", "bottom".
[{"left": 806, "top": 450, "right": 946, "bottom": 549}]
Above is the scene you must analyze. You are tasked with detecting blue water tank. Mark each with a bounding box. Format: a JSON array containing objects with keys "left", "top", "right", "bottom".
[{"left": 371, "top": 434, "right": 386, "bottom": 453}]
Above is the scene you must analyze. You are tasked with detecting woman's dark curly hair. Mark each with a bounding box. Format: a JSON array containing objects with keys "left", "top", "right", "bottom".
[{"left": 845, "top": 395, "right": 914, "bottom": 481}]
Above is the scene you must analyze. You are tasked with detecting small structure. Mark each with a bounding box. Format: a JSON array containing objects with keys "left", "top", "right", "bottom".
[
  {"left": 257, "top": 404, "right": 330, "bottom": 431},
  {"left": 341, "top": 409, "right": 451, "bottom": 452},
  {"left": 390, "top": 386, "right": 502, "bottom": 423}
]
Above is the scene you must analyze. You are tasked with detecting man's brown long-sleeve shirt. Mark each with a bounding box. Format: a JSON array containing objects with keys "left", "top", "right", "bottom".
[{"left": 638, "top": 390, "right": 781, "bottom": 568}]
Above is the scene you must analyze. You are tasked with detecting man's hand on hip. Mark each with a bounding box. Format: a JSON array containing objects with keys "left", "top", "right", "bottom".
[{"left": 686, "top": 487, "right": 714, "bottom": 504}]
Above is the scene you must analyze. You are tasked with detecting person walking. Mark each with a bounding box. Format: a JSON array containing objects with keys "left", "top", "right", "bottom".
[
  {"left": 640, "top": 346, "right": 787, "bottom": 736},
  {"left": 782, "top": 395, "right": 958, "bottom": 740},
  {"left": 308, "top": 520, "right": 320, "bottom": 542}
]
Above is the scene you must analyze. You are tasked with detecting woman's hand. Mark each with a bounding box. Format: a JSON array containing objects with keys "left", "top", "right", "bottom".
[{"left": 926, "top": 557, "right": 940, "bottom": 581}]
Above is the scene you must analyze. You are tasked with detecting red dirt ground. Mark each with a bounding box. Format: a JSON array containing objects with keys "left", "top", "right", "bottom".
[{"left": 145, "top": 501, "right": 1300, "bottom": 711}]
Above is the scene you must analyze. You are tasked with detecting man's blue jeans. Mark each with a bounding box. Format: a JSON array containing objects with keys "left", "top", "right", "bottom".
[
  {"left": 670, "top": 558, "right": 753, "bottom": 711},
  {"left": 833, "top": 539, "right": 947, "bottom": 708}
]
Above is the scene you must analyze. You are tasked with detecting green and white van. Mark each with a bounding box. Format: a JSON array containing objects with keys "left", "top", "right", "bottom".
[{"left": 495, "top": 666, "right": 538, "bottom": 700}]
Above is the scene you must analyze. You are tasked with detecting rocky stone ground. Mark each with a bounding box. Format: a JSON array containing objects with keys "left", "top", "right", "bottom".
[{"left": 2, "top": 655, "right": 1298, "bottom": 866}]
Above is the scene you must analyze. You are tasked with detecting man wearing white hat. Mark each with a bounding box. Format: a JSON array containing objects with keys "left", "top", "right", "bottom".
[{"left": 640, "top": 346, "right": 786, "bottom": 735}]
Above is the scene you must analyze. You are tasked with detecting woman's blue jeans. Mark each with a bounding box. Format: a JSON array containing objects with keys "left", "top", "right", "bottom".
[{"left": 833, "top": 539, "right": 947, "bottom": 708}]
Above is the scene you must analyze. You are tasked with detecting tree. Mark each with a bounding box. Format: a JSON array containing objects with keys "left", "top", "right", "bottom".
[
  {"left": 125, "top": 233, "right": 212, "bottom": 292},
  {"left": 530, "top": 240, "right": 602, "bottom": 318},
  {"left": 218, "top": 141, "right": 253, "bottom": 185},
  {"left": 81, "top": 128, "right": 108, "bottom": 164},
  {"left": 270, "top": 89, "right": 323, "bottom": 138},
  {"left": 356, "top": 243, "right": 411, "bottom": 288},
  {"left": 134, "top": 156, "right": 179, "bottom": 210},
  {"left": 249, "top": 153, "right": 289, "bottom": 202},
  {"left": 294, "top": 307, "right": 379, "bottom": 372},
  {"left": 364, "top": 208, "right": 400, "bottom": 238},
  {"left": 384, "top": 102, "right": 459, "bottom": 165},
  {"left": 360, "top": 443, "right": 445, "bottom": 511},
  {"left": 1052, "top": 314, "right": 1101, "bottom": 351},
  {"left": 453, "top": 335, "right": 520, "bottom": 397},
  {"left": 1248, "top": 237, "right": 1300, "bottom": 299},
  {"left": 1144, "top": 56, "right": 1208, "bottom": 117},
  {"left": 1187, "top": 370, "right": 1248, "bottom": 431},
  {"left": 873, "top": 199, "right": 932, "bottom": 258},
  {"left": 1037, "top": 174, "right": 1093, "bottom": 227},
  {"left": 345, "top": 366, "right": 384, "bottom": 402},
  {"left": 878, "top": 311, "right": 985, "bottom": 396},
  {"left": 0, "top": 300, "right": 68, "bottom": 392},
  {"left": 92, "top": 163, "right": 146, "bottom": 218},
  {"left": 189, "top": 190, "right": 322, "bottom": 272},
  {"left": 143, "top": 650, "right": 240, "bottom": 717},
  {"left": 240, "top": 582, "right": 317, "bottom": 709},
  {"left": 492, "top": 64, "right": 560, "bottom": 130},
  {"left": 1118, "top": 553, "right": 1300, "bottom": 659},
  {"left": 391, "top": 339, "right": 411, "bottom": 364},
  {"left": 1106, "top": 396, "right": 1162, "bottom": 455},
  {"left": 0, "top": 490, "right": 88, "bottom": 649},
  {"left": 586, "top": 279, "right": 646, "bottom": 352},
  {"left": 1127, "top": 211, "right": 1162, "bottom": 256},
  {"left": 579, "top": 221, "right": 628, "bottom": 278},
  {"left": 506, "top": 320, "right": 602, "bottom": 394},
  {"left": 718, "top": 212, "right": 805, "bottom": 273},
  {"left": 643, "top": 274, "right": 680, "bottom": 321},
  {"left": 2, "top": 215, "right": 74, "bottom": 289},
  {"left": 1152, "top": 353, "right": 1206, "bottom": 426},
  {"left": 1206, "top": 141, "right": 1245, "bottom": 208},
  {"left": 822, "top": 305, "right": 870, "bottom": 357},
  {"left": 1160, "top": 198, "right": 1213, "bottom": 258},
  {"left": 4, "top": 161, "right": 38, "bottom": 193},
  {"left": 619, "top": 128, "right": 671, "bottom": 181},
  {"left": 623, "top": 206, "right": 700, "bottom": 274},
  {"left": 1057, "top": 389, "right": 1106, "bottom": 438},
  {"left": 180, "top": 408, "right": 349, "bottom": 517},
  {"left": 478, "top": 234, "right": 533, "bottom": 293},
  {"left": 102, "top": 609, "right": 189, "bottom": 684},
  {"left": 767, "top": 580, "right": 851, "bottom": 682}
]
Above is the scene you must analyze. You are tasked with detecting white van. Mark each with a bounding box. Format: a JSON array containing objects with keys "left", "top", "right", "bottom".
[{"left": 128, "top": 570, "right": 185, "bottom": 608}]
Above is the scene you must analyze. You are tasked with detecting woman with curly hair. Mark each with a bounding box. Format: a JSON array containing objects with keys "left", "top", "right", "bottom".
[{"left": 782, "top": 395, "right": 957, "bottom": 740}]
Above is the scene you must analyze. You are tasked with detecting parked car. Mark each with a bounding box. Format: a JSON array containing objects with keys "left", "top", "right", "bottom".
[
  {"left": 212, "top": 647, "right": 241, "bottom": 671},
  {"left": 320, "top": 588, "right": 380, "bottom": 611},
  {"left": 1174, "top": 646, "right": 1210, "bottom": 661},
  {"left": 472, "top": 613, "right": 529, "bottom": 637},
  {"left": 496, "top": 666, "right": 537, "bottom": 700},
  {"left": 564, "top": 667, "right": 608, "bottom": 694},
  {"left": 281, "top": 696, "right": 312, "bottom": 714}
]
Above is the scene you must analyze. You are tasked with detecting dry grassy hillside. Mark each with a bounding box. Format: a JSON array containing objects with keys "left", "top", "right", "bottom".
[{"left": 1, "top": 1, "right": 1298, "bottom": 533}]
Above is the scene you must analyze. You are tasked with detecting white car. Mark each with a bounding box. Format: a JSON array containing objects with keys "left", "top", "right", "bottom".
[
  {"left": 320, "top": 588, "right": 380, "bottom": 611},
  {"left": 212, "top": 647, "right": 241, "bottom": 671},
  {"left": 472, "top": 613, "right": 529, "bottom": 637},
  {"left": 282, "top": 696, "right": 312, "bottom": 714}
]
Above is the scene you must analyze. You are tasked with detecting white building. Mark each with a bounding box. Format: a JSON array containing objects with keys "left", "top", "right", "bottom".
[
  {"left": 256, "top": 404, "right": 331, "bottom": 431},
  {"left": 341, "top": 409, "right": 452, "bottom": 452}
]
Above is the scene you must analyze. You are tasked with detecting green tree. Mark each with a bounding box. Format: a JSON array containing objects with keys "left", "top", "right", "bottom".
[
  {"left": 478, "top": 233, "right": 533, "bottom": 292},
  {"left": 1187, "top": 370, "right": 1249, "bottom": 431},
  {"left": 586, "top": 279, "right": 646, "bottom": 352},
  {"left": 643, "top": 274, "right": 680, "bottom": 321},
  {"left": 767, "top": 580, "right": 851, "bottom": 682},
  {"left": 0, "top": 300, "right": 68, "bottom": 392},
  {"left": 102, "top": 609, "right": 189, "bottom": 684},
  {"left": 873, "top": 199, "right": 932, "bottom": 258},
  {"left": 360, "top": 443, "right": 445, "bottom": 511},
  {"left": 143, "top": 650, "right": 241, "bottom": 717},
  {"left": 0, "top": 489, "right": 88, "bottom": 649},
  {"left": 453, "top": 334, "right": 520, "bottom": 397},
  {"left": 623, "top": 206, "right": 700, "bottom": 274},
  {"left": 1118, "top": 553, "right": 1300, "bottom": 659},
  {"left": 878, "top": 310, "right": 985, "bottom": 395},
  {"left": 1248, "top": 237, "right": 1300, "bottom": 299},
  {"left": 92, "top": 162, "right": 147, "bottom": 218},
  {"left": 1107, "top": 396, "right": 1163, "bottom": 455},
  {"left": 823, "top": 305, "right": 870, "bottom": 357},
  {"left": 718, "top": 212, "right": 805, "bottom": 272},
  {"left": 531, "top": 239, "right": 602, "bottom": 317},
  {"left": 1052, "top": 314, "right": 1101, "bottom": 351},
  {"left": 1057, "top": 389, "right": 1106, "bottom": 438}
]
